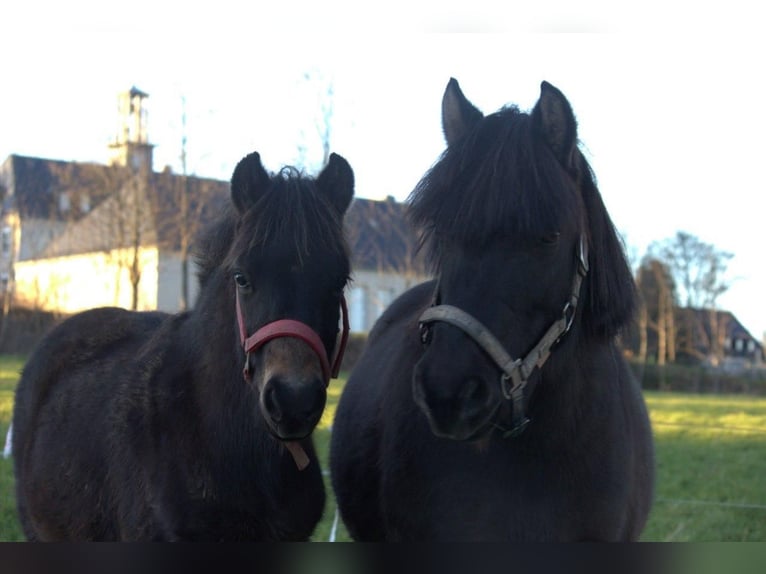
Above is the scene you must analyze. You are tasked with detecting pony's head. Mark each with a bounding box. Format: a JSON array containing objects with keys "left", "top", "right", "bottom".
[
  {"left": 225, "top": 152, "right": 353, "bottom": 446},
  {"left": 409, "top": 79, "right": 635, "bottom": 441}
]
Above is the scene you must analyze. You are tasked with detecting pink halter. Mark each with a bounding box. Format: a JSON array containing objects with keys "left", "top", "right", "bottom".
[{"left": 235, "top": 290, "right": 349, "bottom": 384}]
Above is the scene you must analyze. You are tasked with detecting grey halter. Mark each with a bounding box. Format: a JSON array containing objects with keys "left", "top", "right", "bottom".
[{"left": 418, "top": 235, "right": 589, "bottom": 437}]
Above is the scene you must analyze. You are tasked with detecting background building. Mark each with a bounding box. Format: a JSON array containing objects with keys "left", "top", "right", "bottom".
[{"left": 0, "top": 88, "right": 429, "bottom": 343}]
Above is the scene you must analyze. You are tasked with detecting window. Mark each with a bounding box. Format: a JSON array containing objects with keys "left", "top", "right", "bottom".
[
  {"left": 374, "top": 288, "right": 395, "bottom": 321},
  {"left": 58, "top": 193, "right": 71, "bottom": 213},
  {"left": 735, "top": 339, "right": 744, "bottom": 352},
  {"left": 1, "top": 226, "right": 10, "bottom": 256},
  {"left": 349, "top": 286, "right": 367, "bottom": 333}
]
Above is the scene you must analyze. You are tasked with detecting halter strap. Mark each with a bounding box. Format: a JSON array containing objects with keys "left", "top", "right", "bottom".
[
  {"left": 418, "top": 235, "right": 589, "bottom": 436},
  {"left": 236, "top": 290, "right": 349, "bottom": 384}
]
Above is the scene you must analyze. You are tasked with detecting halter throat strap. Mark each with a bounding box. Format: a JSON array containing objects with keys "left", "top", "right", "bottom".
[
  {"left": 418, "top": 236, "right": 589, "bottom": 436},
  {"left": 235, "top": 290, "right": 349, "bottom": 384}
]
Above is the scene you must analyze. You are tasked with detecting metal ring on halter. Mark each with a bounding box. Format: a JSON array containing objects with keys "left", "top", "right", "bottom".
[{"left": 500, "top": 360, "right": 524, "bottom": 400}]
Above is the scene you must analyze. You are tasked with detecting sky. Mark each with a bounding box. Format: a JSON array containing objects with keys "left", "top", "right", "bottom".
[{"left": 1, "top": 2, "right": 764, "bottom": 339}]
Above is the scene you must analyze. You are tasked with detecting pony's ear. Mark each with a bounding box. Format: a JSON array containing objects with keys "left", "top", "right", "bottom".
[
  {"left": 532, "top": 81, "right": 578, "bottom": 168},
  {"left": 442, "top": 78, "right": 484, "bottom": 146},
  {"left": 230, "top": 151, "right": 271, "bottom": 214},
  {"left": 317, "top": 153, "right": 355, "bottom": 215}
]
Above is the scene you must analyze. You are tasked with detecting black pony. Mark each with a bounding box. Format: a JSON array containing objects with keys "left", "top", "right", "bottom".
[
  {"left": 13, "top": 151, "right": 354, "bottom": 540},
  {"left": 330, "top": 79, "right": 654, "bottom": 541}
]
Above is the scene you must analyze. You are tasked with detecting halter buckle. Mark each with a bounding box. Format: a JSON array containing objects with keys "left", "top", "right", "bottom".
[
  {"left": 501, "top": 417, "right": 530, "bottom": 439},
  {"left": 500, "top": 370, "right": 530, "bottom": 437},
  {"left": 242, "top": 351, "right": 251, "bottom": 382},
  {"left": 500, "top": 360, "right": 525, "bottom": 400},
  {"left": 562, "top": 301, "right": 576, "bottom": 334}
]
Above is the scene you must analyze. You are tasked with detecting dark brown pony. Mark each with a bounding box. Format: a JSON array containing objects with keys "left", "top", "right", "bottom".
[
  {"left": 13, "top": 151, "right": 354, "bottom": 540},
  {"left": 330, "top": 79, "right": 654, "bottom": 541}
]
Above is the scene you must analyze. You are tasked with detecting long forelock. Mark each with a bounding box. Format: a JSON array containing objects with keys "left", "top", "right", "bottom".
[
  {"left": 407, "top": 106, "right": 582, "bottom": 271},
  {"left": 231, "top": 168, "right": 349, "bottom": 267}
]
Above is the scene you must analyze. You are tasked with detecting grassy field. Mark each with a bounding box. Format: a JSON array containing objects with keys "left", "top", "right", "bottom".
[
  {"left": 0, "top": 355, "right": 25, "bottom": 541},
  {"left": 2, "top": 354, "right": 765, "bottom": 541}
]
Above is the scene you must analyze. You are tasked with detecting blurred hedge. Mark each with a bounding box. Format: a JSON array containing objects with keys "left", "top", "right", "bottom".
[
  {"left": 629, "top": 360, "right": 766, "bottom": 395},
  {"left": 0, "top": 308, "right": 62, "bottom": 355}
]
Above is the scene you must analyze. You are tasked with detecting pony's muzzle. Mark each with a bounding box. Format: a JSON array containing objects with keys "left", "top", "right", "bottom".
[
  {"left": 259, "top": 338, "right": 328, "bottom": 439},
  {"left": 262, "top": 375, "right": 326, "bottom": 439},
  {"left": 412, "top": 361, "right": 496, "bottom": 441}
]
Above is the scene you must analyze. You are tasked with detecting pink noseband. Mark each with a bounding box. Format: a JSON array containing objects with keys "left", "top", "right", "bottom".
[{"left": 235, "top": 290, "right": 349, "bottom": 384}]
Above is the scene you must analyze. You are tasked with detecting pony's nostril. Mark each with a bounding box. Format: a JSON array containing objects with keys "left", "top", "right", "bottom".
[
  {"left": 263, "top": 385, "right": 283, "bottom": 422},
  {"left": 459, "top": 377, "right": 489, "bottom": 416},
  {"left": 459, "top": 378, "right": 479, "bottom": 400}
]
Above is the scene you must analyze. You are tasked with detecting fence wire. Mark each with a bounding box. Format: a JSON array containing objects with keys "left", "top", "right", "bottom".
[
  {"left": 655, "top": 498, "right": 766, "bottom": 511},
  {"left": 651, "top": 420, "right": 766, "bottom": 435},
  {"left": 650, "top": 419, "right": 766, "bottom": 512}
]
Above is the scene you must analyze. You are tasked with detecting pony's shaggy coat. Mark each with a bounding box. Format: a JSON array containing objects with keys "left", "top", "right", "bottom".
[
  {"left": 13, "top": 151, "right": 354, "bottom": 541},
  {"left": 330, "top": 79, "right": 654, "bottom": 541}
]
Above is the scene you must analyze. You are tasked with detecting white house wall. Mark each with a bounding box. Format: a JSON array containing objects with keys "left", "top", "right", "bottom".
[
  {"left": 157, "top": 252, "right": 200, "bottom": 312},
  {"left": 14, "top": 247, "right": 159, "bottom": 313},
  {"left": 347, "top": 269, "right": 429, "bottom": 333}
]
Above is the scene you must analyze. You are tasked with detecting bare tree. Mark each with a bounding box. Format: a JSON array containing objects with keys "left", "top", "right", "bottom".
[
  {"left": 42, "top": 161, "right": 153, "bottom": 311},
  {"left": 121, "top": 168, "right": 152, "bottom": 311},
  {"left": 296, "top": 69, "right": 336, "bottom": 171},
  {"left": 636, "top": 257, "right": 677, "bottom": 365},
  {"left": 179, "top": 95, "right": 190, "bottom": 309},
  {"left": 654, "top": 231, "right": 733, "bottom": 309},
  {"left": 155, "top": 169, "right": 224, "bottom": 311},
  {"left": 651, "top": 231, "right": 733, "bottom": 363},
  {"left": 346, "top": 198, "right": 427, "bottom": 279}
]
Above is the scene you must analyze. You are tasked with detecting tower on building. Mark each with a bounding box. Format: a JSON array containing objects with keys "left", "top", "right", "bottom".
[{"left": 108, "top": 86, "right": 154, "bottom": 172}]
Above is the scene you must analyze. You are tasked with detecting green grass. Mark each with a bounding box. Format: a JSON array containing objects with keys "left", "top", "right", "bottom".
[
  {"left": 641, "top": 392, "right": 766, "bottom": 541},
  {"left": 311, "top": 378, "right": 352, "bottom": 542},
  {"left": 0, "top": 355, "right": 25, "bottom": 541},
  {"left": 2, "top": 355, "right": 765, "bottom": 541}
]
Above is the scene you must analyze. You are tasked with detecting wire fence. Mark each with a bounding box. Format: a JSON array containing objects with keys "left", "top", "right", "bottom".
[
  {"left": 652, "top": 420, "right": 766, "bottom": 435},
  {"left": 649, "top": 419, "right": 766, "bottom": 515}
]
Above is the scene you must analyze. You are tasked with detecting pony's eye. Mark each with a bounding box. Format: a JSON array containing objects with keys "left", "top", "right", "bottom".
[
  {"left": 540, "top": 232, "right": 561, "bottom": 246},
  {"left": 234, "top": 272, "right": 250, "bottom": 289}
]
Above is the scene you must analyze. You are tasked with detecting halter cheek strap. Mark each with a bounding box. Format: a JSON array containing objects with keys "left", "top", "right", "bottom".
[{"left": 235, "top": 290, "right": 349, "bottom": 384}]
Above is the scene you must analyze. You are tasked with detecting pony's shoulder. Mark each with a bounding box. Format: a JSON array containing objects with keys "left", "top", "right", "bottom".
[
  {"left": 55, "top": 307, "right": 168, "bottom": 336},
  {"left": 30, "top": 307, "right": 170, "bottom": 367}
]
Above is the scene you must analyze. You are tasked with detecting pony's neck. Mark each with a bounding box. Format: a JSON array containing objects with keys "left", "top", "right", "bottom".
[{"left": 527, "top": 332, "right": 615, "bottom": 437}]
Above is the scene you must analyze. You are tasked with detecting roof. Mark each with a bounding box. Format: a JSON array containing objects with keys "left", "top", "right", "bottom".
[
  {"left": 345, "top": 196, "right": 427, "bottom": 274},
  {"left": 683, "top": 307, "right": 759, "bottom": 342},
  {"left": 3, "top": 154, "right": 427, "bottom": 277},
  {"left": 37, "top": 170, "right": 230, "bottom": 257},
  {"left": 129, "top": 86, "right": 149, "bottom": 98},
  {"left": 1, "top": 154, "right": 130, "bottom": 220}
]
